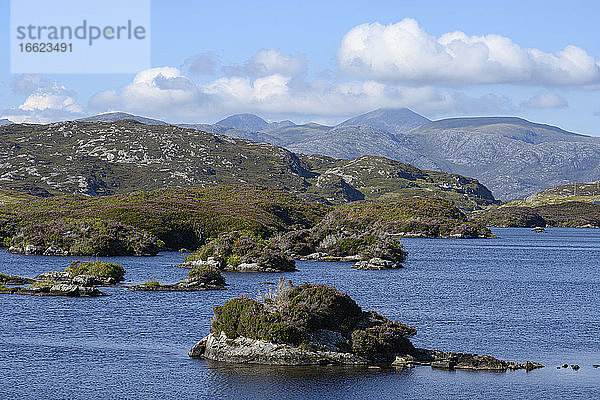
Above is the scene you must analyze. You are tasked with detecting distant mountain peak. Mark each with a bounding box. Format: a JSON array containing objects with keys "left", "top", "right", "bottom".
[
  {"left": 78, "top": 112, "right": 168, "bottom": 125},
  {"left": 216, "top": 113, "right": 269, "bottom": 132},
  {"left": 0, "top": 118, "right": 13, "bottom": 126},
  {"left": 338, "top": 107, "right": 430, "bottom": 133}
]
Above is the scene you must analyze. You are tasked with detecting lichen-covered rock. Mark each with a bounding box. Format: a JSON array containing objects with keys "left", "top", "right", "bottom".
[
  {"left": 190, "top": 332, "right": 368, "bottom": 365},
  {"left": 1, "top": 283, "right": 106, "bottom": 297}
]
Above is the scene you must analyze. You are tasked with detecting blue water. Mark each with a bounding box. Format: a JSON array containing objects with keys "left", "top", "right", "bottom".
[{"left": 1, "top": 228, "right": 599, "bottom": 399}]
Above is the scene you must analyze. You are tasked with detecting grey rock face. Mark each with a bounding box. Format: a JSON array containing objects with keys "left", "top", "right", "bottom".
[{"left": 190, "top": 333, "right": 368, "bottom": 366}]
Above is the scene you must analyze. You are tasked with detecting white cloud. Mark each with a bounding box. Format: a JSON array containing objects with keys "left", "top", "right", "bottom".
[
  {"left": 88, "top": 66, "right": 514, "bottom": 122},
  {"left": 89, "top": 67, "right": 205, "bottom": 119},
  {"left": 222, "top": 49, "right": 307, "bottom": 78},
  {"left": 338, "top": 18, "right": 600, "bottom": 87},
  {"left": 521, "top": 91, "right": 568, "bottom": 109},
  {"left": 2, "top": 77, "right": 84, "bottom": 123}
]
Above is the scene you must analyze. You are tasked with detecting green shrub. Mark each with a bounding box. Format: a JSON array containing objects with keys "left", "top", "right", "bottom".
[
  {"left": 281, "top": 283, "right": 363, "bottom": 334},
  {"left": 66, "top": 260, "right": 125, "bottom": 281},
  {"left": 143, "top": 281, "right": 161, "bottom": 287},
  {"left": 351, "top": 322, "right": 416, "bottom": 358},
  {"left": 188, "top": 267, "right": 225, "bottom": 285}
]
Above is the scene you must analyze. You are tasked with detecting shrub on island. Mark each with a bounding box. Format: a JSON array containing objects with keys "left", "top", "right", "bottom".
[
  {"left": 66, "top": 260, "right": 125, "bottom": 282},
  {"left": 204, "top": 281, "right": 415, "bottom": 362}
]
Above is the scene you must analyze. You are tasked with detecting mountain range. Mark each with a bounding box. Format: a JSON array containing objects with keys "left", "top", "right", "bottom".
[{"left": 56, "top": 109, "right": 600, "bottom": 200}]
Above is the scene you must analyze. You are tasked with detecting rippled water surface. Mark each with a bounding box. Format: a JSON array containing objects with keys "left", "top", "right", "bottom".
[{"left": 1, "top": 228, "right": 599, "bottom": 399}]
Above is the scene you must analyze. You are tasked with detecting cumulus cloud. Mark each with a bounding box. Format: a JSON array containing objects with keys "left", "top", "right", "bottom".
[
  {"left": 182, "top": 52, "right": 220, "bottom": 75},
  {"left": 2, "top": 76, "right": 84, "bottom": 123},
  {"left": 87, "top": 65, "right": 514, "bottom": 122},
  {"left": 222, "top": 49, "right": 307, "bottom": 78},
  {"left": 521, "top": 91, "right": 568, "bottom": 109},
  {"left": 89, "top": 67, "right": 206, "bottom": 119},
  {"left": 338, "top": 18, "right": 600, "bottom": 87}
]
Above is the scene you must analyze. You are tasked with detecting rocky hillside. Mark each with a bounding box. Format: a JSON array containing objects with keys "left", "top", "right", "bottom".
[{"left": 0, "top": 120, "right": 494, "bottom": 210}]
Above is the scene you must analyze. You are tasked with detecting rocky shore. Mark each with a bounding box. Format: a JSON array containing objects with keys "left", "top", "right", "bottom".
[
  {"left": 190, "top": 332, "right": 542, "bottom": 372},
  {"left": 0, "top": 260, "right": 124, "bottom": 297}
]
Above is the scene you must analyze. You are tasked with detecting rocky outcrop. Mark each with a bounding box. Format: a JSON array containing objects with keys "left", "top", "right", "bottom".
[
  {"left": 352, "top": 257, "right": 403, "bottom": 270},
  {"left": 128, "top": 266, "right": 226, "bottom": 291},
  {"left": 189, "top": 332, "right": 368, "bottom": 365},
  {"left": 188, "top": 280, "right": 543, "bottom": 372},
  {"left": 126, "top": 277, "right": 225, "bottom": 292},
  {"left": 1, "top": 283, "right": 105, "bottom": 297},
  {"left": 183, "top": 254, "right": 296, "bottom": 273},
  {"left": 391, "top": 349, "right": 543, "bottom": 372},
  {"left": 189, "top": 333, "right": 543, "bottom": 371},
  {"left": 34, "top": 271, "right": 118, "bottom": 286}
]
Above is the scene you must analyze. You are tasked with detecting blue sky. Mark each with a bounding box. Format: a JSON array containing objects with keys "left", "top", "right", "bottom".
[{"left": 1, "top": 0, "right": 599, "bottom": 135}]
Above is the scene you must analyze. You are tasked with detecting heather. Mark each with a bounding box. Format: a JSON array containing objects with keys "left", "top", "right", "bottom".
[{"left": 0, "top": 184, "right": 328, "bottom": 256}]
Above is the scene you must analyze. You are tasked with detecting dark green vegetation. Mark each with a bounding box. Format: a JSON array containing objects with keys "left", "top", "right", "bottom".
[
  {"left": 185, "top": 196, "right": 491, "bottom": 268},
  {"left": 187, "top": 230, "right": 296, "bottom": 271},
  {"left": 0, "top": 120, "right": 494, "bottom": 210},
  {"left": 188, "top": 267, "right": 225, "bottom": 286},
  {"left": 66, "top": 260, "right": 125, "bottom": 282},
  {"left": 0, "top": 178, "right": 490, "bottom": 257},
  {"left": 473, "top": 202, "right": 600, "bottom": 228},
  {"left": 211, "top": 283, "right": 416, "bottom": 360},
  {"left": 0, "top": 185, "right": 327, "bottom": 256}
]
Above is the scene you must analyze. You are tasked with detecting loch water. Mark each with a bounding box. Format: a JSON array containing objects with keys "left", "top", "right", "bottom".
[{"left": 1, "top": 228, "right": 599, "bottom": 399}]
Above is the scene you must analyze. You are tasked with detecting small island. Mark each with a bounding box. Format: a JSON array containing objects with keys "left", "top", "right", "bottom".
[
  {"left": 126, "top": 266, "right": 226, "bottom": 291},
  {"left": 189, "top": 279, "right": 543, "bottom": 372},
  {"left": 0, "top": 261, "right": 125, "bottom": 297}
]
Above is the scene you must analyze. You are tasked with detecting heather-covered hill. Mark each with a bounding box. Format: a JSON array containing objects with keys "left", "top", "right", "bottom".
[{"left": 0, "top": 120, "right": 494, "bottom": 210}]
